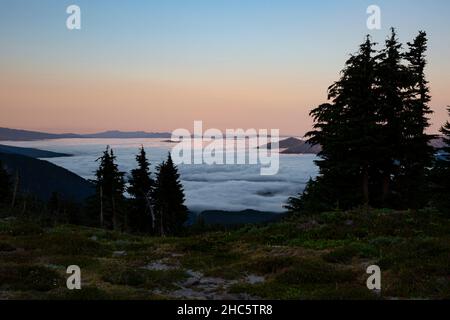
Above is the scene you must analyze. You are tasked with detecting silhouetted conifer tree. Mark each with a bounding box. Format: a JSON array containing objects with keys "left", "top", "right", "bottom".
[
  {"left": 431, "top": 107, "right": 450, "bottom": 213},
  {"left": 304, "top": 36, "right": 379, "bottom": 210},
  {"left": 153, "top": 153, "right": 188, "bottom": 236},
  {"left": 285, "top": 178, "right": 333, "bottom": 214},
  {"left": 288, "top": 29, "right": 435, "bottom": 213},
  {"left": 0, "top": 160, "right": 11, "bottom": 204},
  {"left": 91, "top": 146, "right": 126, "bottom": 230},
  {"left": 441, "top": 108, "right": 450, "bottom": 157},
  {"left": 128, "top": 146, "right": 154, "bottom": 233},
  {"left": 396, "top": 31, "right": 434, "bottom": 208},
  {"left": 48, "top": 192, "right": 60, "bottom": 216},
  {"left": 375, "top": 28, "right": 410, "bottom": 206}
]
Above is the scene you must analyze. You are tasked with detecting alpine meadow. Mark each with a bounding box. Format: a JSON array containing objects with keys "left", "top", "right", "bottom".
[{"left": 0, "top": 1, "right": 450, "bottom": 305}]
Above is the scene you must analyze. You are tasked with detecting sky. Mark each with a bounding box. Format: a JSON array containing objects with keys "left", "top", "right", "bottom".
[{"left": 1, "top": 0, "right": 449, "bottom": 135}]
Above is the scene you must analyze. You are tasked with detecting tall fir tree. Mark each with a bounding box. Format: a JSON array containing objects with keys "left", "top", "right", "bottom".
[
  {"left": 441, "top": 107, "right": 450, "bottom": 158},
  {"left": 397, "top": 31, "right": 434, "bottom": 208},
  {"left": 375, "top": 28, "right": 409, "bottom": 206},
  {"left": 90, "top": 146, "right": 126, "bottom": 230},
  {"left": 431, "top": 107, "right": 450, "bottom": 213},
  {"left": 304, "top": 36, "right": 379, "bottom": 210},
  {"left": 128, "top": 146, "right": 154, "bottom": 233},
  {"left": 0, "top": 160, "right": 11, "bottom": 204},
  {"left": 153, "top": 153, "right": 188, "bottom": 236}
]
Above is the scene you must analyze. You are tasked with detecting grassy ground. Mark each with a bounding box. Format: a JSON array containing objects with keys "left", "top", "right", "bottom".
[{"left": 0, "top": 208, "right": 449, "bottom": 300}]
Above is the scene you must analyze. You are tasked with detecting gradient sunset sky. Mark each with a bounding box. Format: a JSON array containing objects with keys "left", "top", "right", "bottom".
[{"left": 1, "top": 0, "right": 449, "bottom": 135}]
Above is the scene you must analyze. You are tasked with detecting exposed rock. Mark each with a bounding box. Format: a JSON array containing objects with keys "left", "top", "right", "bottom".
[
  {"left": 245, "top": 274, "right": 265, "bottom": 284},
  {"left": 182, "top": 270, "right": 203, "bottom": 287},
  {"left": 158, "top": 269, "right": 261, "bottom": 300},
  {"left": 112, "top": 250, "right": 127, "bottom": 257},
  {"left": 143, "top": 262, "right": 174, "bottom": 271}
]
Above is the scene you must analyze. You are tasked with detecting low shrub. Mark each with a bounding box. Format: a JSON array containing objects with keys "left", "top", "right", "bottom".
[
  {"left": 0, "top": 241, "right": 16, "bottom": 252},
  {"left": 275, "top": 259, "right": 354, "bottom": 285},
  {"left": 0, "top": 220, "right": 44, "bottom": 236},
  {"left": 0, "top": 265, "right": 63, "bottom": 292}
]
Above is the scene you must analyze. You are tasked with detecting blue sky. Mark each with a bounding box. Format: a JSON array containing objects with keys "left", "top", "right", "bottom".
[{"left": 1, "top": 0, "right": 449, "bottom": 134}]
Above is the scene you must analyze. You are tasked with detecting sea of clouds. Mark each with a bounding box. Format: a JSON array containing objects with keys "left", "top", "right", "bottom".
[{"left": 3, "top": 138, "right": 318, "bottom": 213}]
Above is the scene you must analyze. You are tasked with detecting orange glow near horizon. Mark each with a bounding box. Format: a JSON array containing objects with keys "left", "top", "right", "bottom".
[
  {"left": 1, "top": 1, "right": 450, "bottom": 136},
  {"left": 1, "top": 66, "right": 448, "bottom": 136}
]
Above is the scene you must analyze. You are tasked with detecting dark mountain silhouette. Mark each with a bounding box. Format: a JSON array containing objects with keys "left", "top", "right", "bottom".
[
  {"left": 0, "top": 152, "right": 94, "bottom": 202},
  {"left": 0, "top": 144, "right": 71, "bottom": 158},
  {"left": 263, "top": 137, "right": 444, "bottom": 155},
  {"left": 81, "top": 130, "right": 171, "bottom": 139},
  {"left": 0, "top": 128, "right": 79, "bottom": 141},
  {"left": 0, "top": 127, "right": 171, "bottom": 141},
  {"left": 262, "top": 137, "right": 322, "bottom": 154}
]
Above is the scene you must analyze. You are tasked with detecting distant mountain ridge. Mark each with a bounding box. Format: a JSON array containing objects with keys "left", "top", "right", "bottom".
[
  {"left": 80, "top": 130, "right": 171, "bottom": 139},
  {"left": 0, "top": 152, "right": 94, "bottom": 202},
  {"left": 0, "top": 144, "right": 71, "bottom": 158},
  {"left": 0, "top": 127, "right": 172, "bottom": 141}
]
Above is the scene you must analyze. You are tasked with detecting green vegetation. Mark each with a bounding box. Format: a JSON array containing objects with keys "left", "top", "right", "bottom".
[{"left": 0, "top": 208, "right": 448, "bottom": 300}]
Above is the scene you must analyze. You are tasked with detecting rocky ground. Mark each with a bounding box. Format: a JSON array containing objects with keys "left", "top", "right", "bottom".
[{"left": 0, "top": 208, "right": 449, "bottom": 300}]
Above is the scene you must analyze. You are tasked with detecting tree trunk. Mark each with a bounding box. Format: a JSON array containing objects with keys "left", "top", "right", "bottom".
[
  {"left": 100, "top": 186, "right": 104, "bottom": 228},
  {"left": 159, "top": 209, "right": 165, "bottom": 237},
  {"left": 11, "top": 171, "right": 19, "bottom": 208},
  {"left": 381, "top": 174, "right": 390, "bottom": 206},
  {"left": 112, "top": 196, "right": 118, "bottom": 231},
  {"left": 145, "top": 191, "right": 155, "bottom": 233},
  {"left": 362, "top": 164, "right": 370, "bottom": 205},
  {"left": 21, "top": 200, "right": 26, "bottom": 215}
]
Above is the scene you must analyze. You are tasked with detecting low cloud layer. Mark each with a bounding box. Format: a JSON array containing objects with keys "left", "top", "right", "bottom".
[{"left": 7, "top": 139, "right": 318, "bottom": 213}]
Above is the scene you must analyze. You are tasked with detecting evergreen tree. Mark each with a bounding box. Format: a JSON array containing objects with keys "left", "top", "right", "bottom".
[
  {"left": 441, "top": 107, "right": 450, "bottom": 157},
  {"left": 431, "top": 107, "right": 450, "bottom": 213},
  {"left": 375, "top": 28, "right": 410, "bottom": 206},
  {"left": 153, "top": 153, "right": 188, "bottom": 236},
  {"left": 90, "top": 146, "right": 126, "bottom": 230},
  {"left": 288, "top": 29, "right": 435, "bottom": 213},
  {"left": 397, "top": 31, "right": 434, "bottom": 208},
  {"left": 0, "top": 160, "right": 11, "bottom": 204},
  {"left": 48, "top": 192, "right": 61, "bottom": 216},
  {"left": 303, "top": 36, "right": 379, "bottom": 210},
  {"left": 285, "top": 178, "right": 333, "bottom": 214},
  {"left": 128, "top": 146, "right": 154, "bottom": 233}
]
